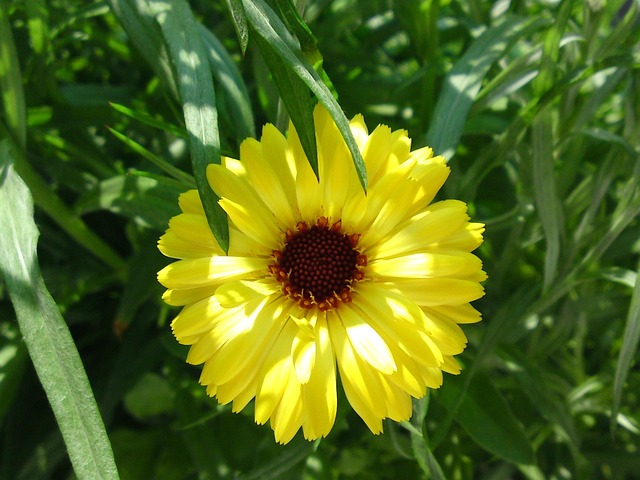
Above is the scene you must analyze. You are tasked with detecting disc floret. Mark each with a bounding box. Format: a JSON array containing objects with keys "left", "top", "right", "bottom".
[{"left": 270, "top": 217, "right": 367, "bottom": 311}]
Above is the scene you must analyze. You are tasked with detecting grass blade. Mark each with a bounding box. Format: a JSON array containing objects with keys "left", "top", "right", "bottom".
[
  {"left": 242, "top": 0, "right": 367, "bottom": 191},
  {"left": 0, "top": 3, "right": 26, "bottom": 147},
  {"left": 424, "top": 15, "right": 547, "bottom": 160},
  {"left": 154, "top": 0, "right": 229, "bottom": 252},
  {"left": 532, "top": 108, "right": 563, "bottom": 289},
  {"left": 106, "top": 0, "right": 178, "bottom": 98},
  {"left": 0, "top": 145, "right": 119, "bottom": 480}
]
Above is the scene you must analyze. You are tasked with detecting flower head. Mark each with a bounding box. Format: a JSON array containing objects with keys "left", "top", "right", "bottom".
[{"left": 158, "top": 104, "right": 486, "bottom": 444}]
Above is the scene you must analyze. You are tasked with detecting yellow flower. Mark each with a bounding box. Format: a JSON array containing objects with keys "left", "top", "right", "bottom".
[{"left": 158, "top": 104, "right": 486, "bottom": 444}]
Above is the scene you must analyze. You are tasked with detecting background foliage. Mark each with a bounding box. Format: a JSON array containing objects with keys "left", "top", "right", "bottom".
[{"left": 1, "top": 0, "right": 640, "bottom": 479}]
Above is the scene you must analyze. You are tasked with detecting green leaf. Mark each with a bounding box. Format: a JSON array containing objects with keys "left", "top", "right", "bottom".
[
  {"left": 124, "top": 373, "right": 175, "bottom": 420},
  {"left": 75, "top": 173, "right": 183, "bottom": 230},
  {"left": 154, "top": 0, "right": 229, "bottom": 252},
  {"left": 106, "top": 0, "right": 178, "bottom": 98},
  {"left": 425, "top": 15, "right": 548, "bottom": 160},
  {"left": 533, "top": 0, "right": 573, "bottom": 96},
  {"left": 0, "top": 124, "right": 125, "bottom": 271},
  {"left": 532, "top": 107, "right": 564, "bottom": 290},
  {"left": 436, "top": 372, "right": 535, "bottom": 466},
  {"left": 0, "top": 3, "right": 27, "bottom": 148},
  {"left": 109, "top": 102, "right": 187, "bottom": 137},
  {"left": 107, "top": 126, "right": 195, "bottom": 186},
  {"left": 242, "top": 0, "right": 367, "bottom": 191},
  {"left": 0, "top": 147, "right": 119, "bottom": 480},
  {"left": 224, "top": 0, "right": 250, "bottom": 54},
  {"left": 253, "top": 32, "right": 319, "bottom": 176},
  {"left": 403, "top": 397, "right": 446, "bottom": 480},
  {"left": 198, "top": 25, "right": 255, "bottom": 142},
  {"left": 0, "top": 322, "right": 28, "bottom": 423},
  {"left": 612, "top": 261, "right": 640, "bottom": 428}
]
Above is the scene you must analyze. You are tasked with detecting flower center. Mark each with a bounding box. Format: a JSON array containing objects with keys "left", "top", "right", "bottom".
[{"left": 270, "top": 217, "right": 367, "bottom": 311}]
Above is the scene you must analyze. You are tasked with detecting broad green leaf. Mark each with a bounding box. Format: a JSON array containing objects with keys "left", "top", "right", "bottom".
[
  {"left": 425, "top": 16, "right": 548, "bottom": 160},
  {"left": 242, "top": 0, "right": 367, "bottom": 191},
  {"left": 612, "top": 262, "right": 640, "bottom": 427},
  {"left": 75, "top": 174, "right": 183, "bottom": 230},
  {"left": 0, "top": 148, "right": 119, "bottom": 480},
  {"left": 154, "top": 0, "right": 229, "bottom": 252},
  {"left": 0, "top": 3, "right": 26, "bottom": 148},
  {"left": 436, "top": 372, "right": 535, "bottom": 466}
]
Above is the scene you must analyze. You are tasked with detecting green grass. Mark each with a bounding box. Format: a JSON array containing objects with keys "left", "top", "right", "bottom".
[{"left": 1, "top": 0, "right": 639, "bottom": 479}]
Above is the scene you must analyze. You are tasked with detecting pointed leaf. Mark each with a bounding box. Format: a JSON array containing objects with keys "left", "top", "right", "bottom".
[
  {"left": 154, "top": 0, "right": 229, "bottom": 252},
  {"left": 0, "top": 145, "right": 119, "bottom": 480}
]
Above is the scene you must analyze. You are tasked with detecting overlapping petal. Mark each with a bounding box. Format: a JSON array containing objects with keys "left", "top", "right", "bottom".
[{"left": 158, "top": 103, "right": 485, "bottom": 444}]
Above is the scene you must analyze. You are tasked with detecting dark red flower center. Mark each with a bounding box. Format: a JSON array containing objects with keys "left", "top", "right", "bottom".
[{"left": 270, "top": 218, "right": 367, "bottom": 311}]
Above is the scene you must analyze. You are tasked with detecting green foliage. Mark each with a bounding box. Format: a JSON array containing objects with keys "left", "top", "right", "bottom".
[{"left": 1, "top": 0, "right": 639, "bottom": 479}]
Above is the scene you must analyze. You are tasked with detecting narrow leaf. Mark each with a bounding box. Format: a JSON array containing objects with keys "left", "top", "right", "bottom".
[
  {"left": 242, "top": 0, "right": 367, "bottom": 191},
  {"left": 106, "top": 0, "right": 178, "bottom": 98},
  {"left": 425, "top": 16, "right": 547, "bottom": 160},
  {"left": 612, "top": 262, "right": 640, "bottom": 427},
  {"left": 75, "top": 174, "right": 183, "bottom": 230},
  {"left": 0, "top": 146, "right": 119, "bottom": 480},
  {"left": 253, "top": 32, "right": 318, "bottom": 176},
  {"left": 437, "top": 372, "right": 535, "bottom": 465},
  {"left": 107, "top": 126, "right": 195, "bottom": 186},
  {"left": 532, "top": 107, "right": 563, "bottom": 289},
  {"left": 0, "top": 3, "right": 26, "bottom": 147},
  {"left": 154, "top": 0, "right": 229, "bottom": 252},
  {"left": 224, "top": 0, "right": 250, "bottom": 54},
  {"left": 198, "top": 25, "right": 255, "bottom": 142}
]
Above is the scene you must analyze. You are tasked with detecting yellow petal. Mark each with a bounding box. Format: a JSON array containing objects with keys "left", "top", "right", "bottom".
[
  {"left": 219, "top": 198, "right": 281, "bottom": 251},
  {"left": 158, "top": 255, "right": 269, "bottom": 289},
  {"left": 328, "top": 311, "right": 387, "bottom": 423},
  {"left": 378, "top": 376, "right": 412, "bottom": 422},
  {"left": 204, "top": 296, "right": 287, "bottom": 386},
  {"left": 367, "top": 200, "right": 470, "bottom": 259},
  {"left": 369, "top": 251, "right": 483, "bottom": 280},
  {"left": 362, "top": 125, "right": 392, "bottom": 187},
  {"left": 390, "top": 278, "right": 485, "bottom": 306},
  {"left": 171, "top": 295, "right": 228, "bottom": 340},
  {"left": 158, "top": 230, "right": 220, "bottom": 259},
  {"left": 162, "top": 285, "right": 218, "bottom": 306},
  {"left": 291, "top": 323, "right": 316, "bottom": 385},
  {"left": 406, "top": 157, "right": 450, "bottom": 215},
  {"left": 352, "top": 285, "right": 444, "bottom": 368},
  {"left": 238, "top": 135, "right": 297, "bottom": 226},
  {"left": 214, "top": 279, "right": 277, "bottom": 308},
  {"left": 433, "top": 222, "right": 485, "bottom": 252},
  {"left": 260, "top": 124, "right": 299, "bottom": 211},
  {"left": 426, "top": 304, "right": 482, "bottom": 324},
  {"left": 301, "top": 314, "right": 337, "bottom": 439},
  {"left": 338, "top": 305, "right": 396, "bottom": 375},
  {"left": 178, "top": 189, "right": 205, "bottom": 214},
  {"left": 255, "top": 319, "right": 298, "bottom": 425},
  {"left": 271, "top": 367, "right": 305, "bottom": 444}
]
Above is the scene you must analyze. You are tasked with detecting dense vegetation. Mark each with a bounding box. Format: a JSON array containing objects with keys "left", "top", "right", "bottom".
[{"left": 1, "top": 0, "right": 639, "bottom": 478}]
